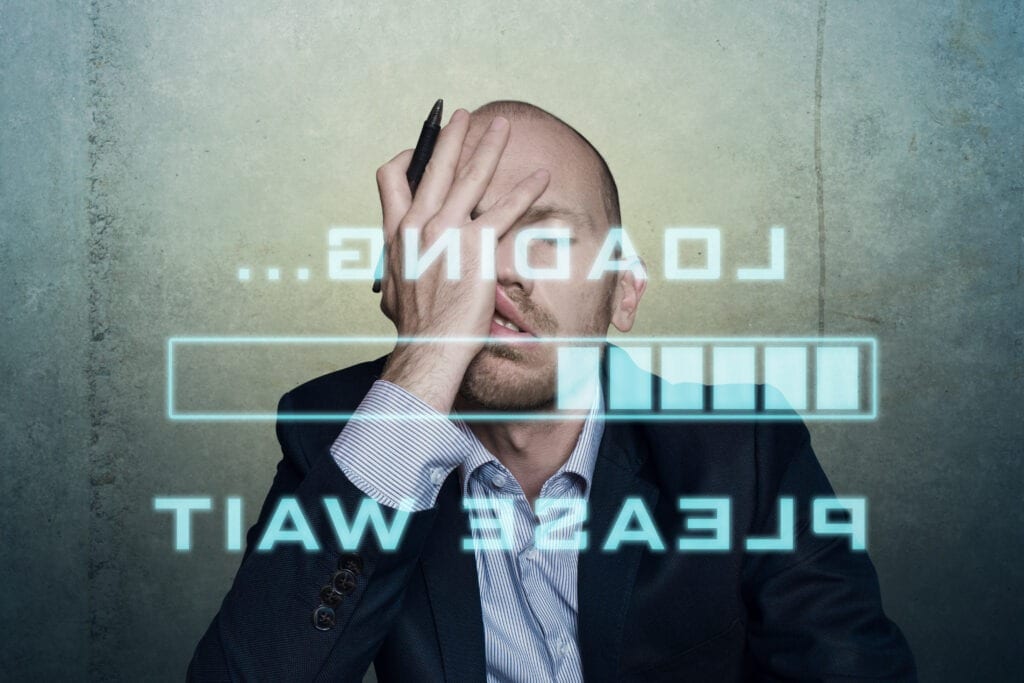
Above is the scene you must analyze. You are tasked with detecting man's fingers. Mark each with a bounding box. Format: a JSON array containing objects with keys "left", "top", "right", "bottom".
[
  {"left": 454, "top": 118, "right": 487, "bottom": 178},
  {"left": 436, "top": 116, "right": 510, "bottom": 227},
  {"left": 377, "top": 149, "right": 414, "bottom": 238},
  {"left": 404, "top": 109, "right": 470, "bottom": 227},
  {"left": 473, "top": 169, "right": 550, "bottom": 240}
]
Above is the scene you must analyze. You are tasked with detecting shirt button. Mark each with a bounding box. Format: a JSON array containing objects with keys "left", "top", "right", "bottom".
[
  {"left": 429, "top": 467, "right": 446, "bottom": 486},
  {"left": 490, "top": 473, "right": 507, "bottom": 489},
  {"left": 523, "top": 547, "right": 539, "bottom": 562}
]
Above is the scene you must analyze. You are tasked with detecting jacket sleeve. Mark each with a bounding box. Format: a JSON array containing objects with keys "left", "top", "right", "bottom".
[
  {"left": 187, "top": 390, "right": 440, "bottom": 682},
  {"left": 741, "top": 425, "right": 918, "bottom": 682}
]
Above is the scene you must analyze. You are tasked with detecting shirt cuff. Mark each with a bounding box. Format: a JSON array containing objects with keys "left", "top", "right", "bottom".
[{"left": 330, "top": 380, "right": 468, "bottom": 511}]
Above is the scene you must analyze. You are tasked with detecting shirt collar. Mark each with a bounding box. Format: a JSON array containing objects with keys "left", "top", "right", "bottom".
[{"left": 454, "top": 378, "right": 605, "bottom": 499}]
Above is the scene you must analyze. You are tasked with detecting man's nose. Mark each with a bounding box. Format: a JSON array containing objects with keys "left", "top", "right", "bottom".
[{"left": 494, "top": 231, "right": 534, "bottom": 295}]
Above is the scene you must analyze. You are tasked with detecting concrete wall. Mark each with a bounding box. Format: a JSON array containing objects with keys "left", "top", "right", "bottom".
[{"left": 2, "top": 1, "right": 1020, "bottom": 680}]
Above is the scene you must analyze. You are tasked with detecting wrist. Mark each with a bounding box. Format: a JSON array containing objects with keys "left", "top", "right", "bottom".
[{"left": 381, "top": 344, "right": 474, "bottom": 413}]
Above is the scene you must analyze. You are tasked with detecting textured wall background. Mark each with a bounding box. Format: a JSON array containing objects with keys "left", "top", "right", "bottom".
[{"left": 2, "top": 1, "right": 1021, "bottom": 680}]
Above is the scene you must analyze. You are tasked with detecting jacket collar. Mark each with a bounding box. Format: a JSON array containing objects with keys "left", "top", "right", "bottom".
[
  {"left": 418, "top": 343, "right": 658, "bottom": 682},
  {"left": 577, "top": 418, "right": 659, "bottom": 681},
  {"left": 418, "top": 473, "right": 488, "bottom": 682}
]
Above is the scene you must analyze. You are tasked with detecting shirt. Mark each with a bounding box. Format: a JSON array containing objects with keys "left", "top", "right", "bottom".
[{"left": 331, "top": 379, "right": 605, "bottom": 682}]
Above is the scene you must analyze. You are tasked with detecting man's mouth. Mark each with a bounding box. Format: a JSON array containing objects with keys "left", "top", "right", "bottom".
[
  {"left": 490, "top": 288, "right": 538, "bottom": 339},
  {"left": 489, "top": 312, "right": 534, "bottom": 339},
  {"left": 492, "top": 312, "right": 523, "bottom": 333}
]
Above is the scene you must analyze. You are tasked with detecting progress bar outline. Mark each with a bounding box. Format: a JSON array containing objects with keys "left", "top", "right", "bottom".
[{"left": 167, "top": 336, "right": 879, "bottom": 422}]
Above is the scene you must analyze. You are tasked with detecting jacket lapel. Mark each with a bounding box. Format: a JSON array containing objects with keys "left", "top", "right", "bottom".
[
  {"left": 418, "top": 343, "right": 656, "bottom": 681},
  {"left": 419, "top": 474, "right": 487, "bottom": 682},
  {"left": 577, "top": 418, "right": 660, "bottom": 681}
]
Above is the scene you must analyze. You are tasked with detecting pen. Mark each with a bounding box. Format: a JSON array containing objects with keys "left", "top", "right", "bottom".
[{"left": 372, "top": 98, "right": 444, "bottom": 293}]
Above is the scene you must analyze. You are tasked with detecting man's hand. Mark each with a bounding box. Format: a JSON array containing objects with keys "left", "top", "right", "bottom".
[{"left": 374, "top": 108, "right": 550, "bottom": 413}]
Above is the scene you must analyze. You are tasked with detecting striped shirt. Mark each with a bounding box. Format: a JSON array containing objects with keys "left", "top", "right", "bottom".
[{"left": 331, "top": 379, "right": 605, "bottom": 682}]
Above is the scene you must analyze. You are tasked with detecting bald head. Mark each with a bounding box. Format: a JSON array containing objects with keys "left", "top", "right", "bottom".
[{"left": 467, "top": 100, "right": 621, "bottom": 228}]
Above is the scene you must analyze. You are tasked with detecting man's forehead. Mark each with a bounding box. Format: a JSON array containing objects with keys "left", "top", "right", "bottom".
[
  {"left": 462, "top": 114, "right": 573, "bottom": 168},
  {"left": 470, "top": 201, "right": 595, "bottom": 233},
  {"left": 463, "top": 114, "right": 605, "bottom": 230}
]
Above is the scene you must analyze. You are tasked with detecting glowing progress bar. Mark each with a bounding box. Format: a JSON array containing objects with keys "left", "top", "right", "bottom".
[{"left": 167, "top": 336, "right": 877, "bottom": 422}]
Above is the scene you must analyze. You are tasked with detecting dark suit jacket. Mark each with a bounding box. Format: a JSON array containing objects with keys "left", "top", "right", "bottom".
[{"left": 188, "top": 352, "right": 916, "bottom": 682}]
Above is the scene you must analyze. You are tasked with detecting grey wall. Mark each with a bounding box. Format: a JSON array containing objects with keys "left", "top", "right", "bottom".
[{"left": 1, "top": 1, "right": 1021, "bottom": 680}]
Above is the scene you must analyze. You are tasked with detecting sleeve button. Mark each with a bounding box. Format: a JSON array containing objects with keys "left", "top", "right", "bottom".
[
  {"left": 319, "top": 585, "right": 342, "bottom": 606},
  {"left": 332, "top": 568, "right": 358, "bottom": 595},
  {"left": 313, "top": 605, "right": 336, "bottom": 631},
  {"left": 430, "top": 467, "right": 447, "bottom": 486},
  {"left": 337, "top": 553, "right": 363, "bottom": 575}
]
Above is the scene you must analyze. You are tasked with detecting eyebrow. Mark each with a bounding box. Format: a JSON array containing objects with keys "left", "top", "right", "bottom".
[{"left": 515, "top": 204, "right": 596, "bottom": 232}]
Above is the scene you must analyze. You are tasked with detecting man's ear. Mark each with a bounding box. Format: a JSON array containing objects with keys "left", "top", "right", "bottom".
[{"left": 610, "top": 257, "right": 647, "bottom": 332}]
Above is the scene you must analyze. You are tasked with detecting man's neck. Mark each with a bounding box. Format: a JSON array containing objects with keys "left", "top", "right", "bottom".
[{"left": 466, "top": 418, "right": 587, "bottom": 506}]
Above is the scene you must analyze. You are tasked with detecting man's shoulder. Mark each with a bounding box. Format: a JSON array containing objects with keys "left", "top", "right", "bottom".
[
  {"left": 273, "top": 355, "right": 389, "bottom": 465},
  {"left": 626, "top": 387, "right": 815, "bottom": 501},
  {"left": 282, "top": 354, "right": 389, "bottom": 414}
]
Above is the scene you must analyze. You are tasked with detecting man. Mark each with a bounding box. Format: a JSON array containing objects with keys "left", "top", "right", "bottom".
[{"left": 189, "top": 101, "right": 916, "bottom": 681}]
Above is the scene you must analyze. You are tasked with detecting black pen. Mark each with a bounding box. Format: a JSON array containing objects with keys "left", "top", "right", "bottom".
[{"left": 372, "top": 98, "right": 444, "bottom": 293}]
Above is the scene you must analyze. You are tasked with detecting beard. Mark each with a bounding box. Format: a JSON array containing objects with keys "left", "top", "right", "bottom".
[
  {"left": 457, "top": 344, "right": 557, "bottom": 411},
  {"left": 457, "top": 286, "right": 561, "bottom": 411},
  {"left": 456, "top": 279, "right": 615, "bottom": 412}
]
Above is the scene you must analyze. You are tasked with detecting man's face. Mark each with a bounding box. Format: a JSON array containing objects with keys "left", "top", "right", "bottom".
[{"left": 453, "top": 115, "right": 635, "bottom": 411}]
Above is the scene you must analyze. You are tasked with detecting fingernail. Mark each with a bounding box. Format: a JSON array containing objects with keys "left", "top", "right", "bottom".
[
  {"left": 532, "top": 168, "right": 549, "bottom": 179},
  {"left": 489, "top": 116, "right": 508, "bottom": 132}
]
